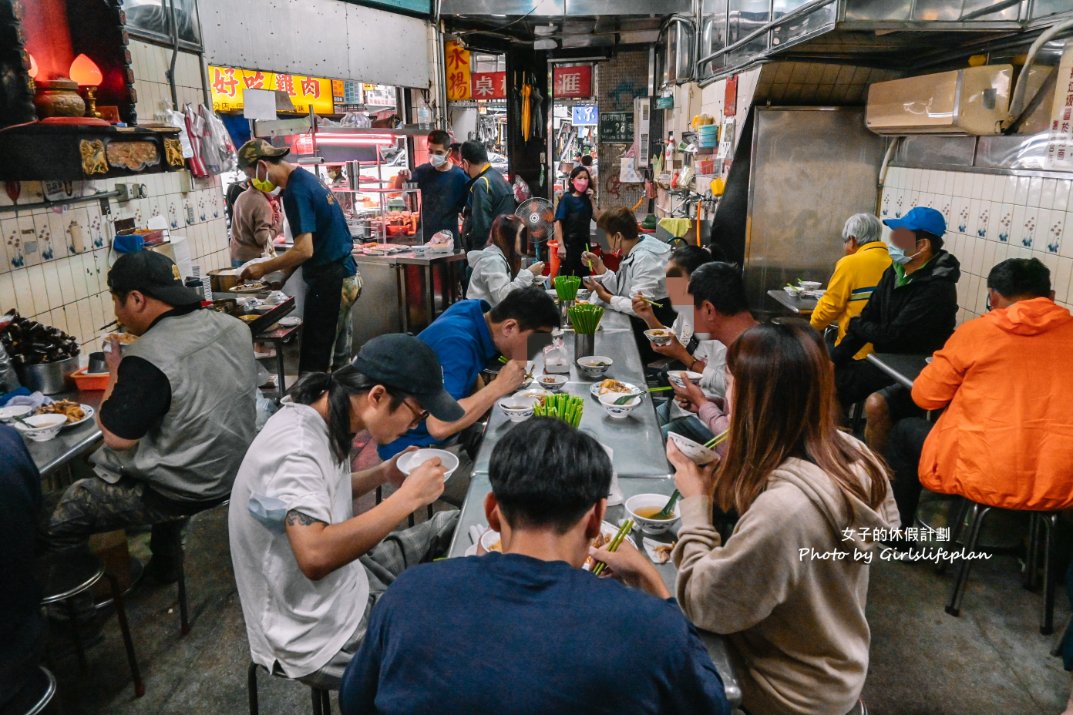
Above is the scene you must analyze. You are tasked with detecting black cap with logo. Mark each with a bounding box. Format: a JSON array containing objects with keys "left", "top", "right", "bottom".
[
  {"left": 107, "top": 251, "right": 203, "bottom": 307},
  {"left": 353, "top": 334, "right": 464, "bottom": 422}
]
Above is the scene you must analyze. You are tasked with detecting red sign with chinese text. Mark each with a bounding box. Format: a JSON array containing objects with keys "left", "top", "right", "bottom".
[
  {"left": 553, "top": 65, "right": 592, "bottom": 99},
  {"left": 471, "top": 71, "right": 506, "bottom": 100}
]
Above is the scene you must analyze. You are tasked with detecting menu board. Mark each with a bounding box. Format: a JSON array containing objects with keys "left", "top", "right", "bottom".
[
  {"left": 600, "top": 111, "right": 634, "bottom": 144},
  {"left": 1046, "top": 45, "right": 1073, "bottom": 171}
]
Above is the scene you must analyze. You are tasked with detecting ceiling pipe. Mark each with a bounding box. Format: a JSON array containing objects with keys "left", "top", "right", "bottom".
[{"left": 1003, "top": 17, "right": 1073, "bottom": 133}]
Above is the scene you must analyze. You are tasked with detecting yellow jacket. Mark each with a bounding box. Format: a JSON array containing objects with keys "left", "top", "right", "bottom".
[{"left": 810, "top": 242, "right": 891, "bottom": 360}]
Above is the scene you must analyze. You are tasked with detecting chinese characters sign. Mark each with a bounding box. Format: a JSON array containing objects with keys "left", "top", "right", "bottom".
[
  {"left": 471, "top": 71, "right": 506, "bottom": 100},
  {"left": 1046, "top": 49, "right": 1073, "bottom": 171},
  {"left": 445, "top": 40, "right": 471, "bottom": 102},
  {"left": 572, "top": 105, "right": 598, "bottom": 126},
  {"left": 553, "top": 65, "right": 593, "bottom": 99},
  {"left": 208, "top": 66, "right": 333, "bottom": 115}
]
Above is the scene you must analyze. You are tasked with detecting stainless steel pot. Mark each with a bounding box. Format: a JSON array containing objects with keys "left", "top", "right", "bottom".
[
  {"left": 15, "top": 355, "right": 81, "bottom": 394},
  {"left": 207, "top": 269, "right": 241, "bottom": 292}
]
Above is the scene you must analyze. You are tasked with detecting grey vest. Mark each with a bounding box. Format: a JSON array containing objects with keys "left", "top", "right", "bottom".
[{"left": 92, "top": 309, "right": 259, "bottom": 503}]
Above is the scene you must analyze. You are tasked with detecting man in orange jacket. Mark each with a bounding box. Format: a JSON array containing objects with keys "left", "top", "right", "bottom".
[{"left": 886, "top": 258, "right": 1073, "bottom": 526}]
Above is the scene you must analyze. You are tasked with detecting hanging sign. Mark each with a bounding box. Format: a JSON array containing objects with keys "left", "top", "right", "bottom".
[
  {"left": 209, "top": 65, "right": 333, "bottom": 115},
  {"left": 1046, "top": 48, "right": 1073, "bottom": 171},
  {"left": 471, "top": 71, "right": 506, "bottom": 100},
  {"left": 572, "top": 105, "right": 599, "bottom": 126},
  {"left": 599, "top": 111, "right": 633, "bottom": 144},
  {"left": 553, "top": 65, "right": 592, "bottom": 99},
  {"left": 445, "top": 40, "right": 472, "bottom": 101}
]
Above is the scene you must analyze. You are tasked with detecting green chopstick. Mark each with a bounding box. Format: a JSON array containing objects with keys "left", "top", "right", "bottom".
[
  {"left": 703, "top": 429, "right": 730, "bottom": 450},
  {"left": 498, "top": 355, "right": 508, "bottom": 364},
  {"left": 648, "top": 386, "right": 673, "bottom": 392},
  {"left": 638, "top": 295, "right": 663, "bottom": 309},
  {"left": 592, "top": 519, "right": 635, "bottom": 576}
]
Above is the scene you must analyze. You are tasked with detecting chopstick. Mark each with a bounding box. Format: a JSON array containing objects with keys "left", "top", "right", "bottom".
[
  {"left": 648, "top": 386, "right": 673, "bottom": 393},
  {"left": 592, "top": 519, "right": 635, "bottom": 577},
  {"left": 99, "top": 319, "right": 118, "bottom": 331},
  {"left": 637, "top": 295, "right": 663, "bottom": 308},
  {"left": 703, "top": 429, "right": 730, "bottom": 450},
  {"left": 497, "top": 355, "right": 532, "bottom": 379}
]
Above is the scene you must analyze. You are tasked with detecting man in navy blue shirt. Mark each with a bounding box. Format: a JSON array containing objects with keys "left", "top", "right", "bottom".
[
  {"left": 238, "top": 139, "right": 362, "bottom": 373},
  {"left": 0, "top": 424, "right": 46, "bottom": 708},
  {"left": 398, "top": 130, "right": 468, "bottom": 249},
  {"left": 341, "top": 419, "right": 730, "bottom": 715},
  {"left": 377, "top": 286, "right": 558, "bottom": 462}
]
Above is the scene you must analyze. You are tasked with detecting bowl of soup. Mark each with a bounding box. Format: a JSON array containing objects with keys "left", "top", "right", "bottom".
[{"left": 625, "top": 493, "right": 681, "bottom": 535}]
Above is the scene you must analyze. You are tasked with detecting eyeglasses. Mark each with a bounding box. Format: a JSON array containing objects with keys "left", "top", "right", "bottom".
[{"left": 402, "top": 399, "right": 429, "bottom": 428}]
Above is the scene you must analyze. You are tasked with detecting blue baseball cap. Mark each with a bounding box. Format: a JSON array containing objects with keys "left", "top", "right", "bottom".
[{"left": 883, "top": 207, "right": 946, "bottom": 237}]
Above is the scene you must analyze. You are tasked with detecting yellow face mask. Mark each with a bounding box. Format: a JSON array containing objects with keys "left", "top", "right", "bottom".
[{"left": 250, "top": 162, "right": 280, "bottom": 196}]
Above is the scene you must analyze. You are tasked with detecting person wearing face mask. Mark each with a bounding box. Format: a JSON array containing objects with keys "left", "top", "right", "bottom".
[
  {"left": 830, "top": 206, "right": 960, "bottom": 449},
  {"left": 554, "top": 165, "right": 603, "bottom": 277},
  {"left": 581, "top": 207, "right": 676, "bottom": 362},
  {"left": 459, "top": 140, "right": 516, "bottom": 253},
  {"left": 397, "top": 130, "right": 469, "bottom": 250},
  {"left": 235, "top": 139, "right": 362, "bottom": 375},
  {"left": 466, "top": 214, "right": 545, "bottom": 306},
  {"left": 229, "top": 179, "right": 284, "bottom": 267}
]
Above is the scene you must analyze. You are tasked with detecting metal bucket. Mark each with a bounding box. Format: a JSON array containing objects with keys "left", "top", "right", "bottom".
[
  {"left": 574, "top": 332, "right": 595, "bottom": 359},
  {"left": 16, "top": 355, "right": 81, "bottom": 394}
]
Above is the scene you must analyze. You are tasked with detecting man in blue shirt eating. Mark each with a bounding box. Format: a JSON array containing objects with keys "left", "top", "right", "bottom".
[
  {"left": 340, "top": 418, "right": 730, "bottom": 715},
  {"left": 237, "top": 139, "right": 361, "bottom": 373}
]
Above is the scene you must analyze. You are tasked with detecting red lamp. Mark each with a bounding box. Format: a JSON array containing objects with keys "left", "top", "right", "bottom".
[{"left": 69, "top": 53, "right": 103, "bottom": 118}]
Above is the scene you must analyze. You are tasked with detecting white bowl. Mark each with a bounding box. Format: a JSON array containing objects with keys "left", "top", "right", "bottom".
[
  {"left": 498, "top": 397, "right": 534, "bottom": 423},
  {"left": 798, "top": 280, "right": 822, "bottom": 290},
  {"left": 14, "top": 413, "right": 68, "bottom": 441},
  {"left": 667, "top": 370, "right": 703, "bottom": 389},
  {"left": 625, "top": 493, "right": 681, "bottom": 535},
  {"left": 536, "top": 374, "right": 568, "bottom": 393},
  {"left": 599, "top": 391, "right": 642, "bottom": 419},
  {"left": 783, "top": 285, "right": 803, "bottom": 297},
  {"left": 644, "top": 328, "right": 675, "bottom": 346},
  {"left": 576, "top": 355, "right": 612, "bottom": 380},
  {"left": 667, "top": 432, "right": 719, "bottom": 466},
  {"left": 576, "top": 288, "right": 592, "bottom": 302},
  {"left": 396, "top": 448, "right": 460, "bottom": 481},
  {"left": 0, "top": 405, "right": 33, "bottom": 423}
]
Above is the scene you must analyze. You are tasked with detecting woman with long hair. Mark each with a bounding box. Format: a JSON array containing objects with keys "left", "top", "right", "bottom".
[
  {"left": 595, "top": 321, "right": 899, "bottom": 715},
  {"left": 466, "top": 214, "right": 545, "bottom": 306},
  {"left": 554, "top": 165, "right": 603, "bottom": 276}
]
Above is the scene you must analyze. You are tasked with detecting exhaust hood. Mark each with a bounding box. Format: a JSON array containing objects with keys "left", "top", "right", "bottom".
[{"left": 865, "top": 65, "right": 1012, "bottom": 136}]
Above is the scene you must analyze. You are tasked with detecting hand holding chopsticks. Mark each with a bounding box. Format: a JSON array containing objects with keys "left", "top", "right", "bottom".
[
  {"left": 592, "top": 519, "right": 634, "bottom": 576},
  {"left": 635, "top": 293, "right": 663, "bottom": 309}
]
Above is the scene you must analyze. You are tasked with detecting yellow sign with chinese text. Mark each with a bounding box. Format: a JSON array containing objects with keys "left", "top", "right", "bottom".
[
  {"left": 444, "top": 40, "right": 471, "bottom": 102},
  {"left": 208, "top": 66, "right": 334, "bottom": 115}
]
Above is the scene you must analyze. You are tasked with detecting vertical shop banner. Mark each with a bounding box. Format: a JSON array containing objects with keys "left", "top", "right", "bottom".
[
  {"left": 445, "top": 40, "right": 472, "bottom": 101},
  {"left": 553, "top": 65, "right": 593, "bottom": 99},
  {"left": 209, "top": 66, "right": 333, "bottom": 115},
  {"left": 1046, "top": 48, "right": 1073, "bottom": 171},
  {"left": 471, "top": 71, "right": 506, "bottom": 100}
]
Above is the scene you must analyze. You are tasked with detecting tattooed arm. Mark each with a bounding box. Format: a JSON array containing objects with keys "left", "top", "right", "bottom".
[{"left": 283, "top": 456, "right": 448, "bottom": 581}]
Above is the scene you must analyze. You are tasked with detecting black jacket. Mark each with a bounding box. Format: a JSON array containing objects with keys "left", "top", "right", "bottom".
[
  {"left": 461, "top": 167, "right": 515, "bottom": 252},
  {"left": 831, "top": 250, "right": 961, "bottom": 365}
]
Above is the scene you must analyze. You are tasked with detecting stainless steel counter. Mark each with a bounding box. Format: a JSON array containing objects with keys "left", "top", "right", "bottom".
[
  {"left": 23, "top": 391, "right": 103, "bottom": 476},
  {"left": 472, "top": 327, "right": 670, "bottom": 479},
  {"left": 446, "top": 473, "right": 742, "bottom": 708},
  {"left": 766, "top": 288, "right": 818, "bottom": 315}
]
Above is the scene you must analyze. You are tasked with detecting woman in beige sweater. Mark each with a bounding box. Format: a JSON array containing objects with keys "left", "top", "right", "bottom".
[{"left": 669, "top": 322, "right": 898, "bottom": 714}]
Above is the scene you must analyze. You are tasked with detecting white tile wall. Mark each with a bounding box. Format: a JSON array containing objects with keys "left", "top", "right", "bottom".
[
  {"left": 0, "top": 43, "right": 230, "bottom": 356},
  {"left": 882, "top": 166, "right": 1073, "bottom": 324}
]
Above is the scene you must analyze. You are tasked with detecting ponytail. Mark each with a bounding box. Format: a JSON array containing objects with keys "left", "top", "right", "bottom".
[{"left": 287, "top": 365, "right": 410, "bottom": 464}]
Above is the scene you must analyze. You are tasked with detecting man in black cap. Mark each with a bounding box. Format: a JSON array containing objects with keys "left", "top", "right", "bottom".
[
  {"left": 235, "top": 138, "right": 362, "bottom": 374},
  {"left": 229, "top": 334, "right": 464, "bottom": 689},
  {"left": 47, "top": 251, "right": 258, "bottom": 583}
]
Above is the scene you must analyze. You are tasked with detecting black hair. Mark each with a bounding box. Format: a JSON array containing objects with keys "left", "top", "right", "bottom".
[
  {"left": 915, "top": 229, "right": 944, "bottom": 253},
  {"left": 580, "top": 155, "right": 593, "bottom": 167},
  {"left": 567, "top": 165, "right": 592, "bottom": 195},
  {"left": 460, "top": 140, "right": 489, "bottom": 165},
  {"left": 489, "top": 418, "right": 612, "bottom": 533},
  {"left": 427, "top": 129, "right": 451, "bottom": 148},
  {"left": 597, "top": 207, "right": 639, "bottom": 240},
  {"left": 488, "top": 286, "right": 560, "bottom": 331},
  {"left": 987, "top": 258, "right": 1051, "bottom": 299},
  {"left": 668, "top": 245, "right": 714, "bottom": 278},
  {"left": 287, "top": 364, "right": 408, "bottom": 464},
  {"left": 689, "top": 261, "right": 751, "bottom": 315}
]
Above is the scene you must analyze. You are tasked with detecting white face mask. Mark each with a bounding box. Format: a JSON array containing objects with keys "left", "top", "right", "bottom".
[{"left": 430, "top": 153, "right": 448, "bottom": 168}]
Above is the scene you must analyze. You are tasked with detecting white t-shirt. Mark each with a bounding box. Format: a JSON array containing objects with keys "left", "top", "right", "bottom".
[{"left": 228, "top": 400, "right": 370, "bottom": 678}]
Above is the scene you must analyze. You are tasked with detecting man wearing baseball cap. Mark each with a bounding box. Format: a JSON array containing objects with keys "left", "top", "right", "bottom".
[
  {"left": 830, "top": 206, "right": 961, "bottom": 450},
  {"left": 229, "top": 334, "right": 464, "bottom": 690},
  {"left": 48, "top": 251, "right": 259, "bottom": 584},
  {"left": 235, "top": 138, "right": 361, "bottom": 374}
]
